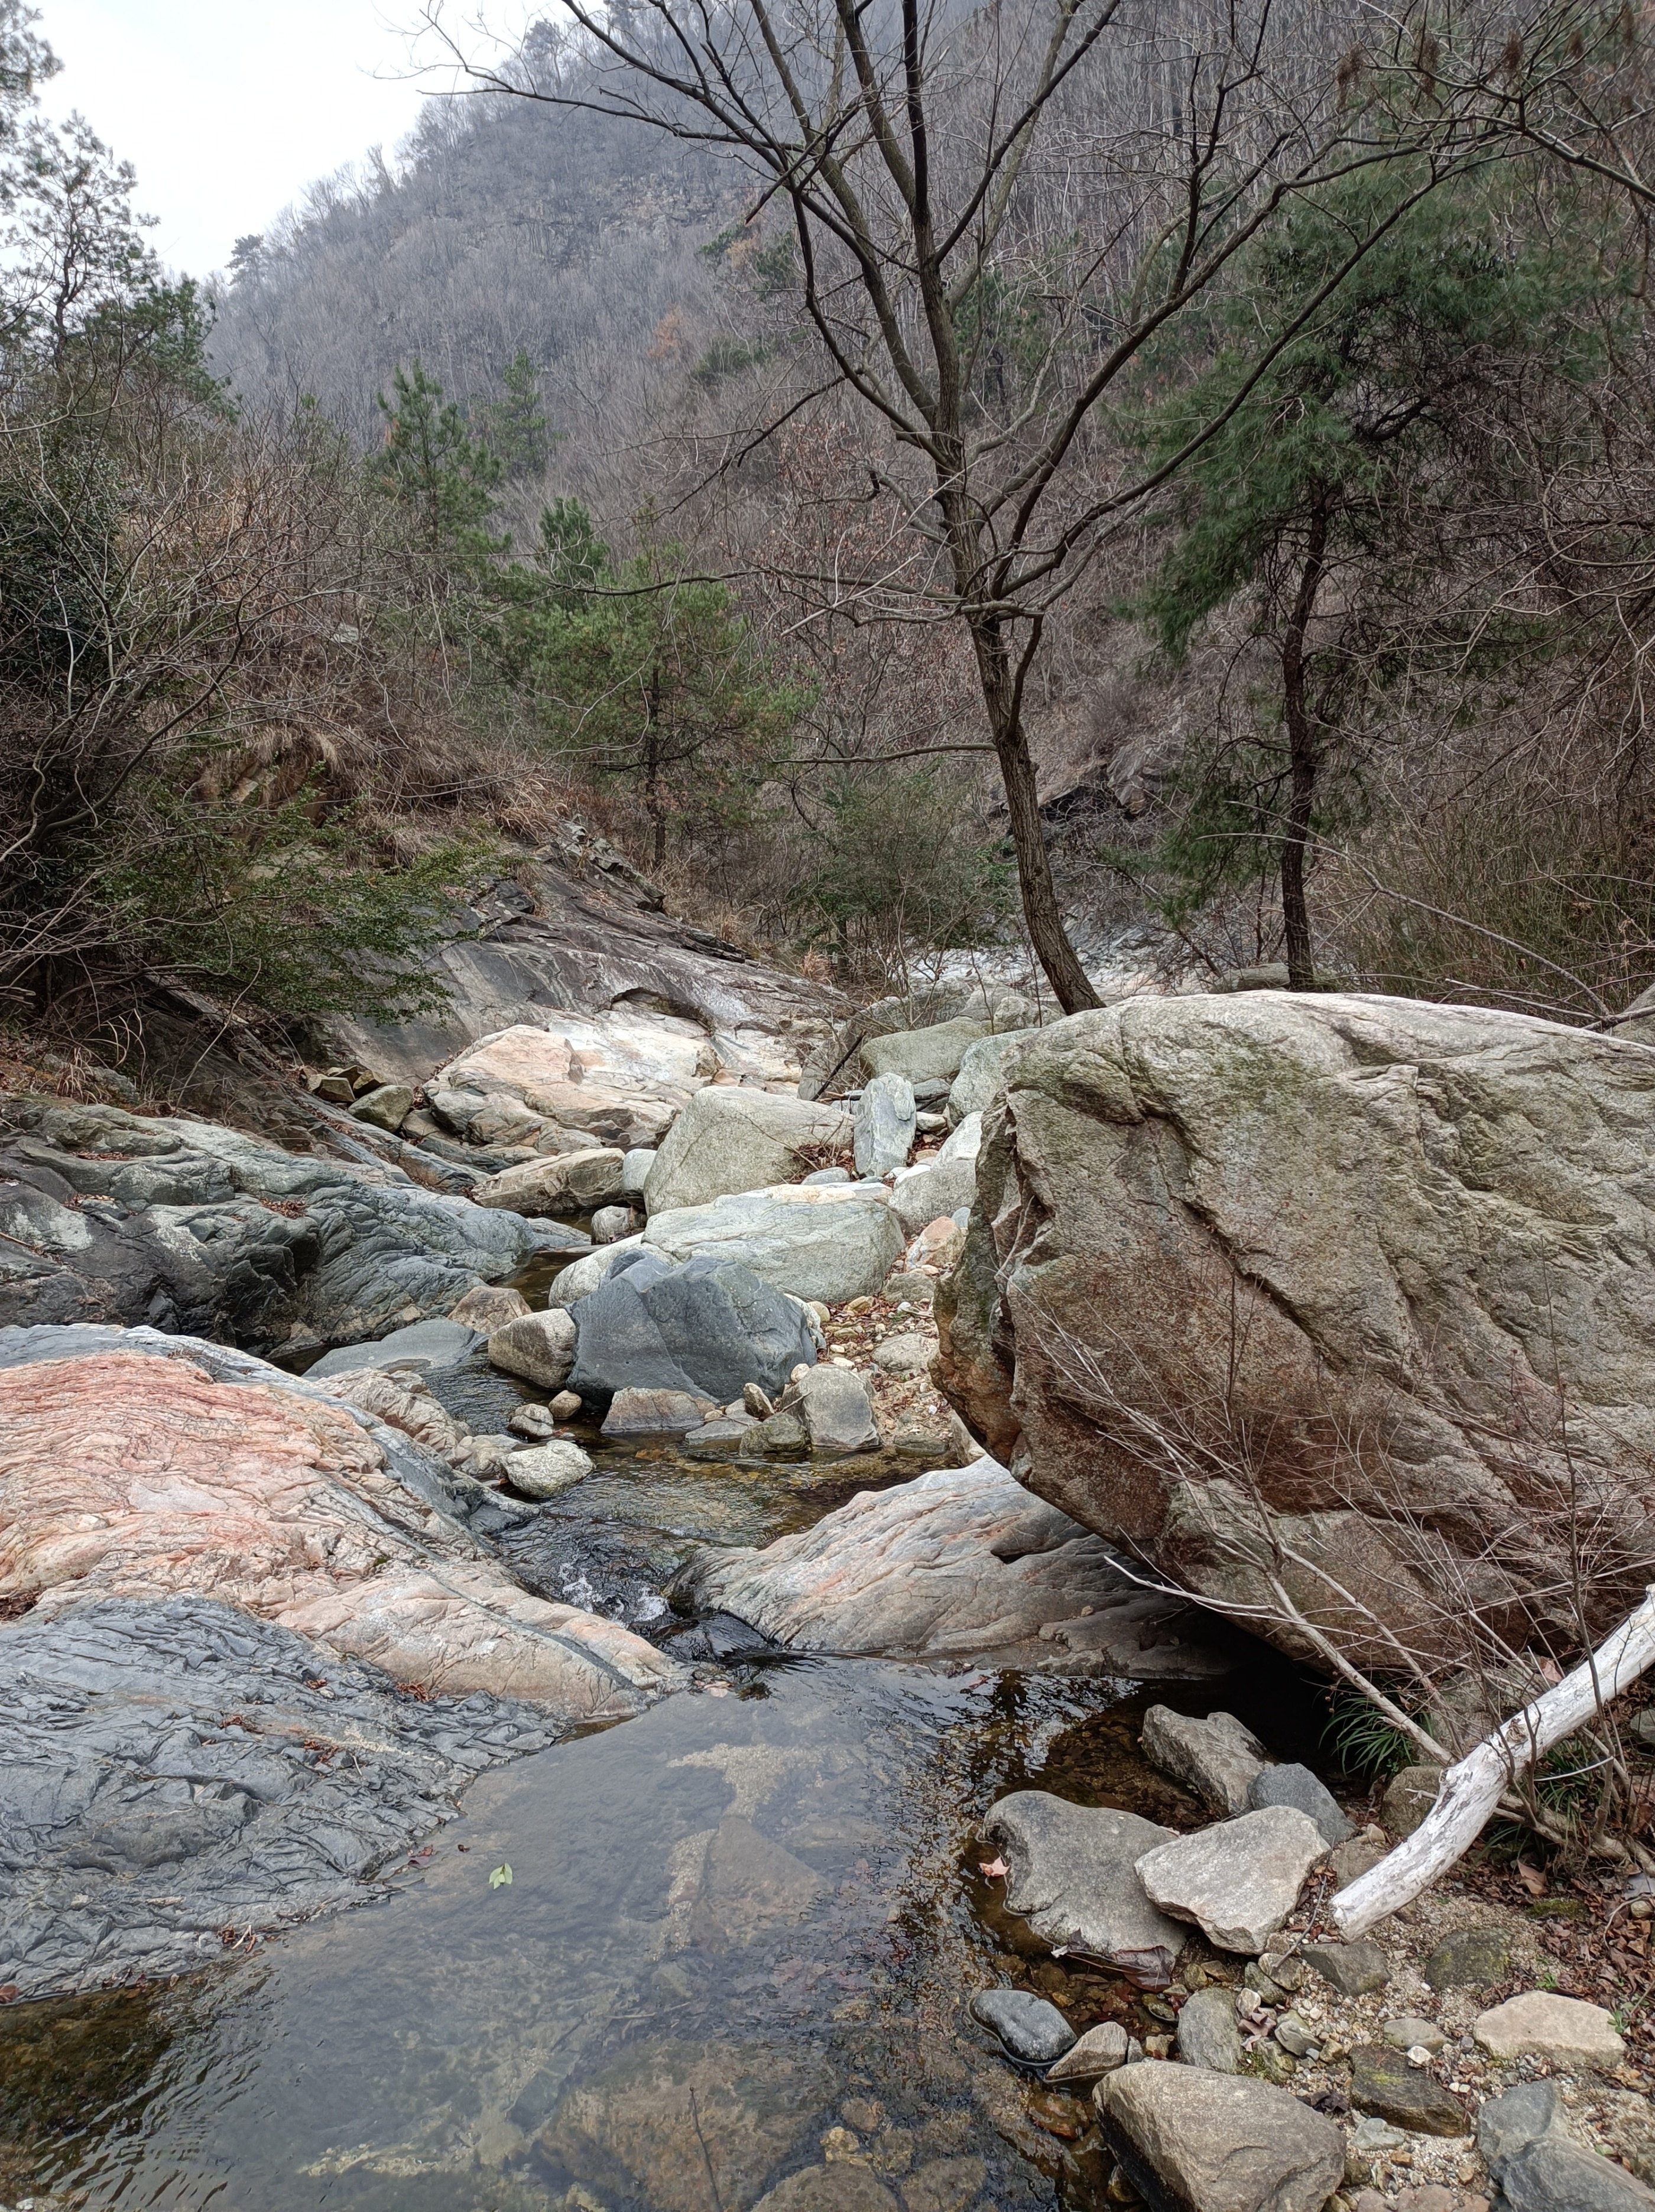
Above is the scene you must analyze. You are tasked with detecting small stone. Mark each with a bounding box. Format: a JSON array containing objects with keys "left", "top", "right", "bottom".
[
  {"left": 1346, "top": 2115, "right": 1407, "bottom": 2186},
  {"left": 1328, "top": 1832, "right": 1391, "bottom": 1890},
  {"left": 1260, "top": 1948, "right": 1306, "bottom": 1993},
  {"left": 1140, "top": 1706, "right": 1268, "bottom": 1815},
  {"left": 969, "top": 1986, "right": 1075, "bottom": 2064},
  {"left": 1028, "top": 2089, "right": 1089, "bottom": 2139},
  {"left": 683, "top": 1417, "right": 761, "bottom": 1461},
  {"left": 1176, "top": 1985, "right": 1242, "bottom": 2073},
  {"left": 1349, "top": 2045, "right": 1471, "bottom": 2136},
  {"left": 841, "top": 2098, "right": 884, "bottom": 2135},
  {"left": 1304, "top": 1940, "right": 1391, "bottom": 1996},
  {"left": 1423, "top": 1925, "right": 1512, "bottom": 1992},
  {"left": 1247, "top": 1762, "right": 1353, "bottom": 1845},
  {"left": 508, "top": 1402, "right": 560, "bottom": 1440},
  {"left": 550, "top": 1389, "right": 582, "bottom": 1420},
  {"left": 591, "top": 1205, "right": 635, "bottom": 1245},
  {"left": 601, "top": 1387, "right": 710, "bottom": 1437},
  {"left": 1274, "top": 2012, "right": 1319, "bottom": 2057},
  {"left": 870, "top": 1333, "right": 929, "bottom": 1377},
  {"left": 1383, "top": 2018, "right": 1446, "bottom": 2053},
  {"left": 504, "top": 1438, "right": 593, "bottom": 1498},
  {"left": 759, "top": 1406, "right": 810, "bottom": 1455},
  {"left": 820, "top": 2126, "right": 862, "bottom": 2161},
  {"left": 1381, "top": 1764, "right": 1443, "bottom": 1838},
  {"left": 1142, "top": 2033, "right": 1173, "bottom": 2059},
  {"left": 743, "top": 1381, "right": 774, "bottom": 1418},
  {"left": 447, "top": 1282, "right": 532, "bottom": 1330},
  {"left": 1047, "top": 2021, "right": 1131, "bottom": 2084},
  {"left": 1479, "top": 2080, "right": 1655, "bottom": 2211},
  {"left": 1472, "top": 1991, "right": 1627, "bottom": 2069},
  {"left": 1247, "top": 2041, "right": 1297, "bottom": 2085},
  {"left": 1134, "top": 1806, "right": 1326, "bottom": 1954}
]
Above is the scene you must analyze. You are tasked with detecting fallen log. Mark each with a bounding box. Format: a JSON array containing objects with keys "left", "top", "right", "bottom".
[{"left": 1331, "top": 1585, "right": 1655, "bottom": 1940}]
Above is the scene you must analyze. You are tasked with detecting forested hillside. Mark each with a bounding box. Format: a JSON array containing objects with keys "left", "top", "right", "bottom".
[{"left": 8, "top": 0, "right": 1655, "bottom": 1100}]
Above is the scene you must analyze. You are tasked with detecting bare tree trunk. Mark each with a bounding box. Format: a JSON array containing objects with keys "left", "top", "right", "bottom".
[{"left": 1278, "top": 500, "right": 1330, "bottom": 992}]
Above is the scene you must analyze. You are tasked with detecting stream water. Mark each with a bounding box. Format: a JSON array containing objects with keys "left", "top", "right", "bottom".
[{"left": 0, "top": 1326, "right": 1325, "bottom": 2211}]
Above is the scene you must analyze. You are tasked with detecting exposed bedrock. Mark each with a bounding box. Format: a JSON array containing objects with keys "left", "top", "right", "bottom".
[
  {"left": 933, "top": 991, "right": 1655, "bottom": 1668},
  {"left": 0, "top": 1094, "right": 553, "bottom": 1352}
]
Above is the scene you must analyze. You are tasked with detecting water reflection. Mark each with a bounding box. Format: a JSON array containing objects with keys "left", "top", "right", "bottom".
[{"left": 2, "top": 1656, "right": 1296, "bottom": 2212}]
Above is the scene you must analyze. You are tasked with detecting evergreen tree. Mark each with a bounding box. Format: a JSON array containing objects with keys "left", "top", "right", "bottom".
[
  {"left": 371, "top": 361, "right": 503, "bottom": 582},
  {"left": 478, "top": 349, "right": 551, "bottom": 480}
]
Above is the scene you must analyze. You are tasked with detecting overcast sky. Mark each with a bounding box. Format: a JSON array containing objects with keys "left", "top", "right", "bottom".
[{"left": 34, "top": 1, "right": 451, "bottom": 278}]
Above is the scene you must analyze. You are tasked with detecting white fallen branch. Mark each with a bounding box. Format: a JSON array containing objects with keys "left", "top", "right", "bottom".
[{"left": 1332, "top": 1585, "right": 1655, "bottom": 1938}]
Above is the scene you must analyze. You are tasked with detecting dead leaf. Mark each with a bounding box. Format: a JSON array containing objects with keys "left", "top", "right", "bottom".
[
  {"left": 978, "top": 1857, "right": 1008, "bottom": 1880},
  {"left": 1515, "top": 1860, "right": 1548, "bottom": 1896}
]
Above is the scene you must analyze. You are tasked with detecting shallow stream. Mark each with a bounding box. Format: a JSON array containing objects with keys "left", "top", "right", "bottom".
[{"left": 2, "top": 1330, "right": 1325, "bottom": 2211}]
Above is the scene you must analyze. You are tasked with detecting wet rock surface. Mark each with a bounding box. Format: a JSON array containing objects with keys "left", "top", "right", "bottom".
[
  {"left": 0, "top": 1595, "right": 560, "bottom": 2000},
  {"left": 969, "top": 1986, "right": 1076, "bottom": 2063},
  {"left": 0, "top": 1094, "right": 553, "bottom": 1352},
  {"left": 985, "top": 1792, "right": 1185, "bottom": 1982}
]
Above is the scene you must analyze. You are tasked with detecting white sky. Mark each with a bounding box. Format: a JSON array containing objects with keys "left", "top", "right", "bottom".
[{"left": 34, "top": 1, "right": 447, "bottom": 278}]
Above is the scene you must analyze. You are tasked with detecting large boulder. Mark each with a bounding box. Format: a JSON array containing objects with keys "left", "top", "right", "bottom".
[
  {"left": 852, "top": 1074, "right": 916, "bottom": 1177},
  {"left": 670, "top": 1457, "right": 1239, "bottom": 1674},
  {"left": 0, "top": 1094, "right": 553, "bottom": 1355},
  {"left": 861, "top": 1017, "right": 988, "bottom": 1086},
  {"left": 567, "top": 1252, "right": 817, "bottom": 1405},
  {"left": 472, "top": 1145, "right": 627, "bottom": 1216},
  {"left": 1095, "top": 2066, "right": 1344, "bottom": 2212},
  {"left": 641, "top": 1088, "right": 851, "bottom": 1216},
  {"left": 0, "top": 1334, "right": 679, "bottom": 1719},
  {"left": 984, "top": 1792, "right": 1186, "bottom": 1983},
  {"left": 644, "top": 1183, "right": 906, "bottom": 1304},
  {"left": 934, "top": 993, "right": 1655, "bottom": 1663}
]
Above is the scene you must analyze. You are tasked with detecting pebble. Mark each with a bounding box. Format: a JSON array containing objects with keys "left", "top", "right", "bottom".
[
  {"left": 969, "top": 1987, "right": 1076, "bottom": 2064},
  {"left": 1384, "top": 2017, "right": 1448, "bottom": 2053}
]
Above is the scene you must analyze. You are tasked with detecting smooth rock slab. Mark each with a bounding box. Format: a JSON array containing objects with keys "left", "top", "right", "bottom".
[
  {"left": 644, "top": 1183, "right": 907, "bottom": 1305},
  {"left": 1141, "top": 1706, "right": 1267, "bottom": 1815},
  {"left": 1095, "top": 2064, "right": 1344, "bottom": 2212},
  {"left": 1176, "top": 1984, "right": 1244, "bottom": 2072},
  {"left": 670, "top": 1458, "right": 1232, "bottom": 1674},
  {"left": 1134, "top": 1806, "right": 1326, "bottom": 1954},
  {"left": 969, "top": 1987, "right": 1075, "bottom": 2064},
  {"left": 985, "top": 1791, "right": 1185, "bottom": 1984},
  {"left": 1349, "top": 2045, "right": 1470, "bottom": 2136},
  {"left": 309, "top": 1317, "right": 484, "bottom": 1379},
  {"left": 853, "top": 1073, "right": 916, "bottom": 1177},
  {"left": 1474, "top": 1992, "right": 1627, "bottom": 2068},
  {"left": 861, "top": 1018, "right": 987, "bottom": 1086},
  {"left": 1247, "top": 1761, "right": 1352, "bottom": 1844}
]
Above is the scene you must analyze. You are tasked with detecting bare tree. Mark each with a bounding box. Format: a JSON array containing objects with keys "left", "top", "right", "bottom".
[{"left": 418, "top": 0, "right": 1611, "bottom": 1010}]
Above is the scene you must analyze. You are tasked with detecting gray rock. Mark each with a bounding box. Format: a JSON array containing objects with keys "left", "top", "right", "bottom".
[
  {"left": 473, "top": 1145, "right": 627, "bottom": 1217},
  {"left": 447, "top": 1282, "right": 531, "bottom": 1330},
  {"left": 0, "top": 1094, "right": 553, "bottom": 1352},
  {"left": 1273, "top": 2011, "right": 1319, "bottom": 2057},
  {"left": 591, "top": 1204, "right": 635, "bottom": 1243},
  {"left": 862, "top": 1018, "right": 988, "bottom": 1086},
  {"left": 1381, "top": 1763, "right": 1443, "bottom": 1837},
  {"left": 508, "top": 1402, "right": 560, "bottom": 1439},
  {"left": 1047, "top": 2021, "right": 1132, "bottom": 2084},
  {"left": 932, "top": 991, "right": 1655, "bottom": 1668},
  {"left": 1348, "top": 2044, "right": 1470, "bottom": 2136},
  {"left": 682, "top": 1417, "right": 761, "bottom": 1460},
  {"left": 1176, "top": 1985, "right": 1243, "bottom": 2072},
  {"left": 987, "top": 1792, "right": 1185, "bottom": 1982},
  {"left": 757, "top": 1407, "right": 809, "bottom": 1455},
  {"left": 969, "top": 1986, "right": 1075, "bottom": 2064},
  {"left": 601, "top": 1386, "right": 709, "bottom": 1437},
  {"left": 1501, "top": 2132, "right": 1655, "bottom": 2210},
  {"left": 504, "top": 1438, "right": 593, "bottom": 1498},
  {"left": 1473, "top": 1990, "right": 1626, "bottom": 2067},
  {"left": 946, "top": 1029, "right": 1036, "bottom": 1128},
  {"left": 0, "top": 1594, "right": 562, "bottom": 2001},
  {"left": 1478, "top": 2080, "right": 1563, "bottom": 2169},
  {"left": 546, "top": 1238, "right": 667, "bottom": 1305},
  {"left": 1382, "top": 2015, "right": 1445, "bottom": 2052},
  {"left": 742, "top": 1381, "right": 774, "bottom": 1417},
  {"left": 487, "top": 1307, "right": 579, "bottom": 1391},
  {"left": 670, "top": 1459, "right": 1239, "bottom": 1676},
  {"left": 641, "top": 1088, "right": 852, "bottom": 1216},
  {"left": 1247, "top": 1761, "right": 1352, "bottom": 1844},
  {"left": 852, "top": 1073, "right": 916, "bottom": 1177},
  {"left": 801, "top": 1166, "right": 851, "bottom": 1185},
  {"left": 1095, "top": 2064, "right": 1344, "bottom": 2212},
  {"left": 1140, "top": 1706, "right": 1267, "bottom": 1815},
  {"left": 1327, "top": 1829, "right": 1390, "bottom": 1891},
  {"left": 1134, "top": 1807, "right": 1326, "bottom": 1954},
  {"left": 349, "top": 1082, "right": 414, "bottom": 1132},
  {"left": 567, "top": 1254, "right": 816, "bottom": 1406},
  {"left": 644, "top": 1185, "right": 906, "bottom": 1305},
  {"left": 1303, "top": 1939, "right": 1391, "bottom": 1996},
  {"left": 888, "top": 1113, "right": 982, "bottom": 1236},
  {"left": 792, "top": 1363, "right": 880, "bottom": 1455},
  {"left": 621, "top": 1146, "right": 656, "bottom": 1196},
  {"left": 309, "top": 1318, "right": 485, "bottom": 1379},
  {"left": 1423, "top": 1923, "right": 1512, "bottom": 1990}
]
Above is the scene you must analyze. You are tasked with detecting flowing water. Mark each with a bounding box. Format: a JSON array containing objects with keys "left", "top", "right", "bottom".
[{"left": 1, "top": 1343, "right": 1323, "bottom": 2211}]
